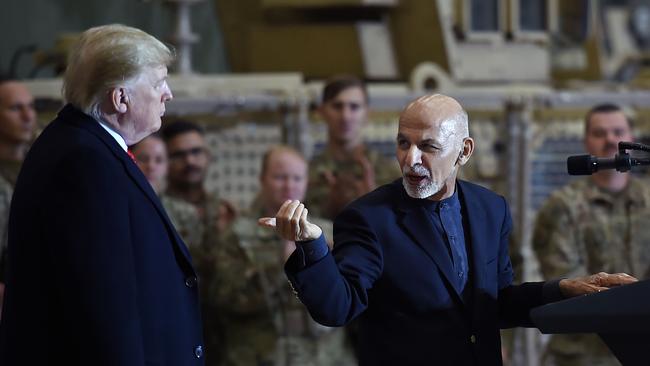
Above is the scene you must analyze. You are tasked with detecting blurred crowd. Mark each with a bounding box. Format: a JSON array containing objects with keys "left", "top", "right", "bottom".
[{"left": 0, "top": 72, "right": 646, "bottom": 366}]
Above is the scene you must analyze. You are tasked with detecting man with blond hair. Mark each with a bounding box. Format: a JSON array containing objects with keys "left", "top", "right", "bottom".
[
  {"left": 0, "top": 25, "right": 205, "bottom": 365},
  {"left": 260, "top": 94, "right": 637, "bottom": 365}
]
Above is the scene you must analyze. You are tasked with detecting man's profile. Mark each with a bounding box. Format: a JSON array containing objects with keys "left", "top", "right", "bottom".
[{"left": 0, "top": 25, "right": 205, "bottom": 365}]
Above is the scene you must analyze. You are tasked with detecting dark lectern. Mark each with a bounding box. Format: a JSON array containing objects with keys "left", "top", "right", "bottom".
[{"left": 531, "top": 279, "right": 650, "bottom": 365}]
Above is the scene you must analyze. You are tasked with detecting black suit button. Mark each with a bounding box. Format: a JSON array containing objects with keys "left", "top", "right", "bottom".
[
  {"left": 185, "top": 276, "right": 197, "bottom": 288},
  {"left": 194, "top": 345, "right": 203, "bottom": 358}
]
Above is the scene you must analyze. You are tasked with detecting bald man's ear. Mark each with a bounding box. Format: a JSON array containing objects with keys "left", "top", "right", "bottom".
[
  {"left": 456, "top": 137, "right": 474, "bottom": 166},
  {"left": 109, "top": 87, "right": 129, "bottom": 114}
]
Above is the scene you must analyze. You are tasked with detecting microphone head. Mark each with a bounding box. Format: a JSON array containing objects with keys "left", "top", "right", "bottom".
[{"left": 567, "top": 155, "right": 595, "bottom": 175}]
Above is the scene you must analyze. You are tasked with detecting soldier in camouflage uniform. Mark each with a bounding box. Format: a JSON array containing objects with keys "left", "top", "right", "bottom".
[
  {"left": 161, "top": 120, "right": 236, "bottom": 365},
  {"left": 533, "top": 104, "right": 650, "bottom": 366},
  {"left": 0, "top": 78, "right": 37, "bottom": 315},
  {"left": 204, "top": 145, "right": 356, "bottom": 366},
  {"left": 131, "top": 133, "right": 203, "bottom": 248},
  {"left": 306, "top": 75, "right": 401, "bottom": 220},
  {"left": 159, "top": 194, "right": 204, "bottom": 247},
  {"left": 161, "top": 120, "right": 236, "bottom": 248}
]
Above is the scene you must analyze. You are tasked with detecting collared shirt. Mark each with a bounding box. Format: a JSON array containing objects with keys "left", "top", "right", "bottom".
[
  {"left": 97, "top": 120, "right": 127, "bottom": 152},
  {"left": 421, "top": 189, "right": 469, "bottom": 292}
]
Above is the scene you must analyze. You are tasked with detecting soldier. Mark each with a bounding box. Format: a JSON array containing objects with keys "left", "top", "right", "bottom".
[
  {"left": 161, "top": 120, "right": 235, "bottom": 246},
  {"left": 306, "top": 75, "right": 401, "bottom": 220},
  {"left": 206, "top": 145, "right": 356, "bottom": 366},
  {"left": 131, "top": 132, "right": 167, "bottom": 193},
  {"left": 533, "top": 104, "right": 650, "bottom": 366},
  {"left": 161, "top": 120, "right": 236, "bottom": 365},
  {"left": 131, "top": 133, "right": 202, "bottom": 248},
  {"left": 0, "top": 77, "right": 37, "bottom": 315}
]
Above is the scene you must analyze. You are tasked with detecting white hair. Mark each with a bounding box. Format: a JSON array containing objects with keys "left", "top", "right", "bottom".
[{"left": 63, "top": 24, "right": 174, "bottom": 117}]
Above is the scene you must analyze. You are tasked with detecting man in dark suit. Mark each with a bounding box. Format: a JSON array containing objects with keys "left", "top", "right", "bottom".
[
  {"left": 260, "top": 94, "right": 635, "bottom": 365},
  {"left": 0, "top": 25, "right": 205, "bottom": 365}
]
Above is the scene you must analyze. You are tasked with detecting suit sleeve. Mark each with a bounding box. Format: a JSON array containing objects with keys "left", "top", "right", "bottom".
[
  {"left": 47, "top": 149, "right": 146, "bottom": 365},
  {"left": 496, "top": 196, "right": 563, "bottom": 328},
  {"left": 285, "top": 207, "right": 383, "bottom": 327}
]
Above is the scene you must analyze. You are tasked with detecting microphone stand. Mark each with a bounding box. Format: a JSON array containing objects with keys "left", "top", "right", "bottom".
[{"left": 615, "top": 142, "right": 650, "bottom": 172}]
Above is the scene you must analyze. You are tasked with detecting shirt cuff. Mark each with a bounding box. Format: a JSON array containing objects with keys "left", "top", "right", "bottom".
[
  {"left": 542, "top": 279, "right": 565, "bottom": 304},
  {"left": 295, "top": 234, "right": 329, "bottom": 267}
]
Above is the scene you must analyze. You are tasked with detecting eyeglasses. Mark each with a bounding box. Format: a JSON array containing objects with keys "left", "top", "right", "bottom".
[{"left": 168, "top": 147, "right": 207, "bottom": 161}]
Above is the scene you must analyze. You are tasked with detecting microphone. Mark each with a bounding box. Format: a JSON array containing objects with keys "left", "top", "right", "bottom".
[
  {"left": 567, "top": 142, "right": 650, "bottom": 175},
  {"left": 567, "top": 154, "right": 637, "bottom": 175}
]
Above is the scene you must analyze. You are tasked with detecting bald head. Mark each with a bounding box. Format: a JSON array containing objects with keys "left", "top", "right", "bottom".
[
  {"left": 401, "top": 94, "right": 469, "bottom": 145},
  {"left": 396, "top": 94, "right": 474, "bottom": 200}
]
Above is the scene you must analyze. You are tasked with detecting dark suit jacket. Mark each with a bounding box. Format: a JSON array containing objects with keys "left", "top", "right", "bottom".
[
  {"left": 286, "top": 179, "right": 560, "bottom": 366},
  {"left": 0, "top": 105, "right": 204, "bottom": 365}
]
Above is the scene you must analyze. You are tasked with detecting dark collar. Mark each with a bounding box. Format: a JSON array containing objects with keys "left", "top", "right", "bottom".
[{"left": 418, "top": 186, "right": 461, "bottom": 214}]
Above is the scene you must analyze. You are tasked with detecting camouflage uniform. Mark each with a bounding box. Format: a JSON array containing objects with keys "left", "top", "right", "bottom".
[
  {"left": 0, "top": 160, "right": 23, "bottom": 283},
  {"left": 160, "top": 194, "right": 203, "bottom": 249},
  {"left": 306, "top": 147, "right": 401, "bottom": 220},
  {"left": 533, "top": 177, "right": 650, "bottom": 366},
  {"left": 163, "top": 190, "right": 231, "bottom": 366},
  {"left": 162, "top": 190, "right": 226, "bottom": 249},
  {"left": 204, "top": 197, "right": 355, "bottom": 366}
]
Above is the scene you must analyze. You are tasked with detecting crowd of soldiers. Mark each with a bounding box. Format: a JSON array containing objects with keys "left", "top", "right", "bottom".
[{"left": 0, "top": 72, "right": 647, "bottom": 366}]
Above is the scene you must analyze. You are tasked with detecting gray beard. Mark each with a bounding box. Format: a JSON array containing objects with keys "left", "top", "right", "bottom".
[
  {"left": 401, "top": 165, "right": 457, "bottom": 199},
  {"left": 403, "top": 177, "right": 441, "bottom": 199}
]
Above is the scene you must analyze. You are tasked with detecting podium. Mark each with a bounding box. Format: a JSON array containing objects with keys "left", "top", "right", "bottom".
[{"left": 531, "top": 279, "right": 650, "bottom": 365}]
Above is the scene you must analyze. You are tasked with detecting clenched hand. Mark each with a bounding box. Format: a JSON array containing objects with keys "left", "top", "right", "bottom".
[{"left": 258, "top": 200, "right": 322, "bottom": 242}]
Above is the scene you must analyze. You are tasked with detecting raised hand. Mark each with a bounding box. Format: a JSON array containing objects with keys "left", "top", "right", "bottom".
[
  {"left": 353, "top": 152, "right": 376, "bottom": 196},
  {"left": 258, "top": 200, "right": 322, "bottom": 242}
]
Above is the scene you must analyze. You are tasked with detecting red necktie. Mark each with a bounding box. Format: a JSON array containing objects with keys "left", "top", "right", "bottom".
[{"left": 127, "top": 149, "right": 137, "bottom": 163}]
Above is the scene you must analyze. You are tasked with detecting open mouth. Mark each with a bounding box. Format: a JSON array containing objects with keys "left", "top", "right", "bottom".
[{"left": 405, "top": 174, "right": 428, "bottom": 186}]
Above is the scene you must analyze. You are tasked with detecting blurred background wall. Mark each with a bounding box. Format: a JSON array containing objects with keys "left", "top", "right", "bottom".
[{"left": 0, "top": 0, "right": 229, "bottom": 78}]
